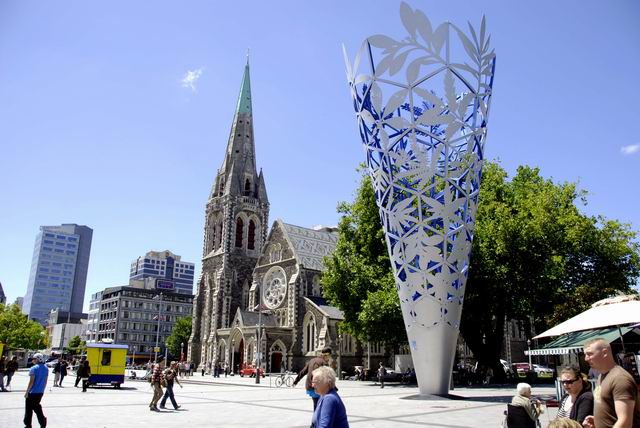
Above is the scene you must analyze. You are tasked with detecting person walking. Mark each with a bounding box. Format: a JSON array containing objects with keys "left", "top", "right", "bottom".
[
  {"left": 310, "top": 366, "right": 349, "bottom": 428},
  {"left": 377, "top": 362, "right": 386, "bottom": 389},
  {"left": 24, "top": 353, "right": 48, "bottom": 428},
  {"left": 160, "top": 361, "right": 183, "bottom": 410},
  {"left": 0, "top": 356, "right": 7, "bottom": 392},
  {"left": 74, "top": 359, "right": 83, "bottom": 388},
  {"left": 6, "top": 356, "right": 18, "bottom": 390},
  {"left": 58, "top": 359, "right": 68, "bottom": 387},
  {"left": 77, "top": 360, "right": 91, "bottom": 392},
  {"left": 149, "top": 360, "right": 165, "bottom": 411},
  {"left": 583, "top": 337, "right": 640, "bottom": 428},
  {"left": 52, "top": 360, "right": 61, "bottom": 388},
  {"left": 292, "top": 347, "right": 332, "bottom": 410}
]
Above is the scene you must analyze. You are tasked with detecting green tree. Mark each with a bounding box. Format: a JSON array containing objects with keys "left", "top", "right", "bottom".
[
  {"left": 460, "top": 163, "right": 640, "bottom": 378},
  {"left": 322, "top": 173, "right": 406, "bottom": 348},
  {"left": 67, "top": 335, "right": 86, "bottom": 355},
  {"left": 166, "top": 316, "right": 192, "bottom": 358},
  {"left": 323, "top": 162, "right": 640, "bottom": 376},
  {"left": 0, "top": 304, "right": 48, "bottom": 350}
]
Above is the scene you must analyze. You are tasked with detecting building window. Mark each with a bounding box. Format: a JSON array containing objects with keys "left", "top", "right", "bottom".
[
  {"left": 244, "top": 178, "right": 251, "bottom": 195},
  {"left": 248, "top": 220, "right": 256, "bottom": 250},
  {"left": 235, "top": 217, "right": 244, "bottom": 248},
  {"left": 303, "top": 313, "right": 317, "bottom": 354}
]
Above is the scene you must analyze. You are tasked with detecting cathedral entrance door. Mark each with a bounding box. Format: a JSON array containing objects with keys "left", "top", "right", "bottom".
[
  {"left": 270, "top": 352, "right": 283, "bottom": 373},
  {"left": 238, "top": 339, "right": 244, "bottom": 372}
]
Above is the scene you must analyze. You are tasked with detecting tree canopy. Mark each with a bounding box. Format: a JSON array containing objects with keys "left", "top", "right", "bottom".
[
  {"left": 166, "top": 316, "right": 192, "bottom": 358},
  {"left": 322, "top": 173, "right": 406, "bottom": 348},
  {"left": 323, "top": 162, "right": 640, "bottom": 368},
  {"left": 0, "top": 304, "right": 48, "bottom": 350},
  {"left": 67, "top": 335, "right": 86, "bottom": 355},
  {"left": 461, "top": 162, "right": 640, "bottom": 373}
]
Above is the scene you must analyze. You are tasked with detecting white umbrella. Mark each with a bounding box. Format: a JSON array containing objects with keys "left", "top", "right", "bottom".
[{"left": 534, "top": 296, "right": 640, "bottom": 339}]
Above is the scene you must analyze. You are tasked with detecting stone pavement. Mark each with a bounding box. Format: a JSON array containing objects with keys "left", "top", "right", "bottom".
[{"left": 0, "top": 370, "right": 558, "bottom": 427}]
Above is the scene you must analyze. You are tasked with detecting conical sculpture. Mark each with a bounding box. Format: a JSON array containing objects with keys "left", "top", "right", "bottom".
[{"left": 344, "top": 2, "right": 496, "bottom": 395}]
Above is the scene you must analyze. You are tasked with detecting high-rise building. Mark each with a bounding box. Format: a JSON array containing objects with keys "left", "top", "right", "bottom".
[
  {"left": 14, "top": 296, "right": 24, "bottom": 309},
  {"left": 129, "top": 250, "right": 194, "bottom": 295},
  {"left": 23, "top": 224, "right": 93, "bottom": 325},
  {"left": 0, "top": 281, "right": 6, "bottom": 305}
]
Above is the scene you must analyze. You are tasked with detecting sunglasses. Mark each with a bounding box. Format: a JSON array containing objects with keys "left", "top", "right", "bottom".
[{"left": 560, "top": 378, "right": 580, "bottom": 385}]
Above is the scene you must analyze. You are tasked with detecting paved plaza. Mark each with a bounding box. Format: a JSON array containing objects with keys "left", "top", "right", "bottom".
[{"left": 0, "top": 370, "right": 559, "bottom": 427}]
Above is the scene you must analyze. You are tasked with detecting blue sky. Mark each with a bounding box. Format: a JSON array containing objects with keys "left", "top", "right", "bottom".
[{"left": 1, "top": 0, "right": 639, "bottom": 308}]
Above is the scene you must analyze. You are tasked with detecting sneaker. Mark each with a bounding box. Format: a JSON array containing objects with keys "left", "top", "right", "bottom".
[
  {"left": 159, "top": 405, "right": 166, "bottom": 409},
  {"left": 174, "top": 405, "right": 181, "bottom": 410}
]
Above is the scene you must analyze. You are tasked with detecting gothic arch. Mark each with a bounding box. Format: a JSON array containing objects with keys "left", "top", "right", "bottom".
[
  {"left": 269, "top": 339, "right": 287, "bottom": 372},
  {"left": 247, "top": 215, "right": 259, "bottom": 251},
  {"left": 302, "top": 312, "right": 318, "bottom": 355}
]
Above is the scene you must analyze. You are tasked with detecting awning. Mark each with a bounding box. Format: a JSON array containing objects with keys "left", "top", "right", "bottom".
[
  {"left": 525, "top": 327, "right": 632, "bottom": 356},
  {"left": 534, "top": 299, "right": 640, "bottom": 339}
]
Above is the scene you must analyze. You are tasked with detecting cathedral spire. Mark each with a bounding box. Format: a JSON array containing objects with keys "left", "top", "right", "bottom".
[
  {"left": 235, "top": 57, "right": 252, "bottom": 115},
  {"left": 210, "top": 59, "right": 264, "bottom": 201}
]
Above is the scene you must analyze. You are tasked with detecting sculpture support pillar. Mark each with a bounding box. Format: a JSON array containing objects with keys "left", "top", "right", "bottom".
[{"left": 345, "top": 2, "right": 496, "bottom": 395}]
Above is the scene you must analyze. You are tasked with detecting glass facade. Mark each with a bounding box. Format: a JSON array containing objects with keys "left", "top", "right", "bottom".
[
  {"left": 129, "top": 250, "right": 194, "bottom": 294},
  {"left": 23, "top": 224, "right": 92, "bottom": 325}
]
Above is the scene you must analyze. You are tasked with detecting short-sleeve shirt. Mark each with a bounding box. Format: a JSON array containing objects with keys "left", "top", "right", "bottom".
[
  {"left": 594, "top": 365, "right": 640, "bottom": 428},
  {"left": 29, "top": 363, "right": 49, "bottom": 394}
]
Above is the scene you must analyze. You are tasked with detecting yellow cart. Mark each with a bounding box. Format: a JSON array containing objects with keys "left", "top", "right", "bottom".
[{"left": 85, "top": 343, "right": 128, "bottom": 388}]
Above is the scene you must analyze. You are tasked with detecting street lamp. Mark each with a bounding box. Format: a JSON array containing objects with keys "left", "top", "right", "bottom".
[
  {"left": 181, "top": 342, "right": 185, "bottom": 362},
  {"left": 256, "top": 281, "right": 263, "bottom": 385},
  {"left": 527, "top": 339, "right": 532, "bottom": 371},
  {"left": 154, "top": 292, "right": 163, "bottom": 363},
  {"left": 337, "top": 334, "right": 342, "bottom": 380}
]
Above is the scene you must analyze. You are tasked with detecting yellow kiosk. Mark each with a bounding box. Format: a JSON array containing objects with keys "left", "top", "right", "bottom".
[{"left": 86, "top": 342, "right": 128, "bottom": 388}]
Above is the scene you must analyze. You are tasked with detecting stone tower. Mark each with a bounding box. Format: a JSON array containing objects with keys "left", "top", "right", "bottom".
[{"left": 188, "top": 60, "right": 269, "bottom": 368}]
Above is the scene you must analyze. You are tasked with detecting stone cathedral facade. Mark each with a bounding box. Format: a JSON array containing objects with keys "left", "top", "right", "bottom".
[{"left": 188, "top": 62, "right": 383, "bottom": 374}]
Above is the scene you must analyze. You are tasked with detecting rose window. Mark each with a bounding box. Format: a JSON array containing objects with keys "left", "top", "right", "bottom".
[{"left": 263, "top": 267, "right": 287, "bottom": 309}]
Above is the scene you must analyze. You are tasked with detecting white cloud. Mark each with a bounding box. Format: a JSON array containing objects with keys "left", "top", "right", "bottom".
[
  {"left": 621, "top": 144, "right": 640, "bottom": 155},
  {"left": 181, "top": 68, "right": 204, "bottom": 92}
]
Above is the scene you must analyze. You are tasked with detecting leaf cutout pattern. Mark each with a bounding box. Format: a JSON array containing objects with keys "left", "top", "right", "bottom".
[{"left": 345, "top": 1, "right": 496, "bottom": 394}]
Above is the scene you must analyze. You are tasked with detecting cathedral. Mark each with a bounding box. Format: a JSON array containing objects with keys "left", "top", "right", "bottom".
[{"left": 187, "top": 61, "right": 383, "bottom": 374}]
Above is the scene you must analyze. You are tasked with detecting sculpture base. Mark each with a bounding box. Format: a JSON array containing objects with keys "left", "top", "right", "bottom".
[{"left": 407, "top": 324, "right": 459, "bottom": 395}]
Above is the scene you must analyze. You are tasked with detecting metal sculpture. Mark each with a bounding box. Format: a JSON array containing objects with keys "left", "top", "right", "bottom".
[{"left": 344, "top": 2, "right": 496, "bottom": 395}]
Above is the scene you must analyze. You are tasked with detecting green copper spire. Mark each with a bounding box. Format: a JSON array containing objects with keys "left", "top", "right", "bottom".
[{"left": 236, "top": 57, "right": 252, "bottom": 115}]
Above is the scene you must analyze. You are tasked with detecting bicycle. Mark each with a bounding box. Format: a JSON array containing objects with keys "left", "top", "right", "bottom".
[{"left": 274, "top": 371, "right": 293, "bottom": 387}]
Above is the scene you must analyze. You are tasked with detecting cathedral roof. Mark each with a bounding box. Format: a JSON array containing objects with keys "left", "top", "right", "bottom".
[
  {"left": 235, "top": 309, "right": 276, "bottom": 327},
  {"left": 280, "top": 221, "right": 338, "bottom": 271},
  {"left": 305, "top": 296, "right": 344, "bottom": 320}
]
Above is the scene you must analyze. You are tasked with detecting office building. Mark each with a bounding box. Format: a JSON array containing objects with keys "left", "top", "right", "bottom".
[
  {"left": 23, "top": 224, "right": 93, "bottom": 325},
  {"left": 129, "top": 250, "right": 194, "bottom": 295},
  {"left": 93, "top": 284, "right": 193, "bottom": 363}
]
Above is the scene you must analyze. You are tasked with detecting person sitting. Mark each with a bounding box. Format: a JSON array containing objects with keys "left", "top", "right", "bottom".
[
  {"left": 510, "top": 382, "right": 542, "bottom": 426},
  {"left": 555, "top": 366, "right": 593, "bottom": 423}
]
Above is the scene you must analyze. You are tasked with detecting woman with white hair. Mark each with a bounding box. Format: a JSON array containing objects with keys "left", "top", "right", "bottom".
[
  {"left": 310, "top": 366, "right": 349, "bottom": 428},
  {"left": 511, "top": 382, "right": 542, "bottom": 425}
]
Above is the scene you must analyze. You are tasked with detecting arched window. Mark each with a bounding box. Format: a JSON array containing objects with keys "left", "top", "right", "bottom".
[
  {"left": 248, "top": 220, "right": 256, "bottom": 250},
  {"left": 235, "top": 217, "right": 244, "bottom": 248},
  {"left": 219, "top": 178, "right": 225, "bottom": 196},
  {"left": 303, "top": 313, "right": 317, "bottom": 354},
  {"left": 269, "top": 243, "right": 282, "bottom": 263},
  {"left": 244, "top": 178, "right": 251, "bottom": 195},
  {"left": 216, "top": 222, "right": 223, "bottom": 249}
]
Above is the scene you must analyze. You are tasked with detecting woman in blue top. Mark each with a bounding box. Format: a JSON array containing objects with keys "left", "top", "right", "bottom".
[{"left": 310, "top": 366, "right": 349, "bottom": 428}]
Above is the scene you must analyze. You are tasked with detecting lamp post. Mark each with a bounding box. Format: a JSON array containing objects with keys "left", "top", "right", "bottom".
[
  {"left": 337, "top": 334, "right": 342, "bottom": 380},
  {"left": 256, "top": 281, "right": 263, "bottom": 385},
  {"left": 527, "top": 339, "right": 532, "bottom": 371},
  {"left": 154, "top": 292, "right": 163, "bottom": 363},
  {"left": 181, "top": 342, "right": 185, "bottom": 362}
]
